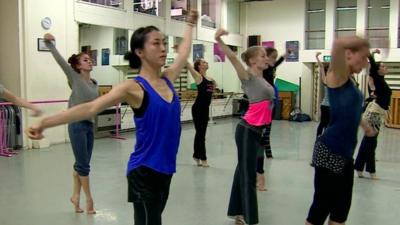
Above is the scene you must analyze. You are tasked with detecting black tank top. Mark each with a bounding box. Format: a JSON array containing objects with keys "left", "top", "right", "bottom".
[{"left": 194, "top": 77, "right": 214, "bottom": 107}]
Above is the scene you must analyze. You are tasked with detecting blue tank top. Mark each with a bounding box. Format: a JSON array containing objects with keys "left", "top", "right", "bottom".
[
  {"left": 321, "top": 80, "right": 363, "bottom": 159},
  {"left": 127, "top": 76, "right": 181, "bottom": 175}
]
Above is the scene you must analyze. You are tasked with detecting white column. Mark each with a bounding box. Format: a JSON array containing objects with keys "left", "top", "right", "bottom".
[
  {"left": 389, "top": 0, "right": 399, "bottom": 48},
  {"left": 325, "top": 0, "right": 336, "bottom": 49},
  {"left": 356, "top": 0, "right": 368, "bottom": 37}
]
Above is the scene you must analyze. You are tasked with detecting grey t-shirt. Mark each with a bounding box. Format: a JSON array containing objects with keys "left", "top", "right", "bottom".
[
  {"left": 45, "top": 41, "right": 99, "bottom": 108},
  {"left": 241, "top": 73, "right": 275, "bottom": 103}
]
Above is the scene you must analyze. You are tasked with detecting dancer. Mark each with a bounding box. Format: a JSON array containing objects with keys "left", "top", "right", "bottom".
[
  {"left": 187, "top": 59, "right": 216, "bottom": 167},
  {"left": 255, "top": 47, "right": 289, "bottom": 191},
  {"left": 27, "top": 10, "right": 197, "bottom": 225},
  {"left": 355, "top": 49, "right": 392, "bottom": 179},
  {"left": 315, "top": 52, "right": 330, "bottom": 137},
  {"left": 43, "top": 33, "right": 99, "bottom": 214},
  {"left": 306, "top": 36, "right": 369, "bottom": 225},
  {"left": 0, "top": 84, "right": 42, "bottom": 116},
  {"left": 215, "top": 28, "right": 274, "bottom": 225}
]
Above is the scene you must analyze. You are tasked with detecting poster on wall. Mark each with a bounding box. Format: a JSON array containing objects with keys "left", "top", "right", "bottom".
[
  {"left": 213, "top": 43, "right": 225, "bottom": 62},
  {"left": 90, "top": 50, "right": 97, "bottom": 66},
  {"left": 262, "top": 41, "right": 275, "bottom": 48},
  {"left": 101, "top": 48, "right": 110, "bottom": 66},
  {"left": 193, "top": 44, "right": 204, "bottom": 62},
  {"left": 285, "top": 41, "right": 299, "bottom": 62}
]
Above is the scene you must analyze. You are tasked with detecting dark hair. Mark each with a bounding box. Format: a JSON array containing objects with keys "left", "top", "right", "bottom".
[
  {"left": 68, "top": 53, "right": 89, "bottom": 73},
  {"left": 194, "top": 58, "right": 203, "bottom": 73},
  {"left": 124, "top": 26, "right": 160, "bottom": 69},
  {"left": 323, "top": 62, "right": 330, "bottom": 74},
  {"left": 265, "top": 47, "right": 277, "bottom": 57}
]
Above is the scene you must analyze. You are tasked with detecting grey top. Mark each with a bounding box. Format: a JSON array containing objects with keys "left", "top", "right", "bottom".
[
  {"left": 45, "top": 41, "right": 99, "bottom": 108},
  {"left": 321, "top": 85, "right": 330, "bottom": 106},
  {"left": 0, "top": 83, "right": 5, "bottom": 96},
  {"left": 241, "top": 73, "right": 275, "bottom": 103}
]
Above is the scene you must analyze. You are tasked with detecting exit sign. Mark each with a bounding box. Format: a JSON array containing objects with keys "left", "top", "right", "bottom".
[{"left": 323, "top": 55, "right": 331, "bottom": 62}]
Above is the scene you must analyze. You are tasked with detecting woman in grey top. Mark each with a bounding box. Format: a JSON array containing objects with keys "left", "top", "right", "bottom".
[
  {"left": 315, "top": 52, "right": 330, "bottom": 137},
  {"left": 0, "top": 84, "right": 42, "bottom": 116},
  {"left": 44, "top": 33, "right": 99, "bottom": 214}
]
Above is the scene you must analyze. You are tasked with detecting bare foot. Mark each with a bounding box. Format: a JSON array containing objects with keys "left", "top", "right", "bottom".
[
  {"left": 193, "top": 158, "right": 201, "bottom": 167},
  {"left": 86, "top": 199, "right": 96, "bottom": 214},
  {"left": 370, "top": 173, "right": 379, "bottom": 180},
  {"left": 201, "top": 160, "right": 210, "bottom": 167},
  {"left": 356, "top": 171, "right": 364, "bottom": 178},
  {"left": 70, "top": 197, "right": 84, "bottom": 213},
  {"left": 235, "top": 215, "right": 245, "bottom": 225},
  {"left": 256, "top": 173, "right": 267, "bottom": 191}
]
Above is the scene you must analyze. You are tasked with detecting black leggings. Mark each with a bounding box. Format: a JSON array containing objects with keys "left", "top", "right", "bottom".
[
  {"left": 316, "top": 105, "right": 330, "bottom": 137},
  {"left": 228, "top": 120, "right": 262, "bottom": 224},
  {"left": 192, "top": 105, "right": 209, "bottom": 160},
  {"left": 354, "top": 135, "right": 378, "bottom": 173},
  {"left": 127, "top": 167, "right": 172, "bottom": 225},
  {"left": 256, "top": 124, "right": 272, "bottom": 174},
  {"left": 307, "top": 164, "right": 354, "bottom": 225}
]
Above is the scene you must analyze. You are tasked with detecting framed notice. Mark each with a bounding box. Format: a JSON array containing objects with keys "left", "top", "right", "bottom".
[
  {"left": 285, "top": 41, "right": 299, "bottom": 62},
  {"left": 101, "top": 48, "right": 110, "bottom": 66},
  {"left": 193, "top": 44, "right": 204, "bottom": 61}
]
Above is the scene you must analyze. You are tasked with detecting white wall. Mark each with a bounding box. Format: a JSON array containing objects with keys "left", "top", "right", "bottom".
[
  {"left": 79, "top": 25, "right": 123, "bottom": 85},
  {"left": 0, "top": 0, "right": 21, "bottom": 95},
  {"left": 243, "top": 0, "right": 313, "bottom": 114},
  {"left": 21, "top": 0, "right": 79, "bottom": 145}
]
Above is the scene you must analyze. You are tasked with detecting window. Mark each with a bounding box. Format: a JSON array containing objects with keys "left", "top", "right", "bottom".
[
  {"left": 366, "top": 0, "right": 390, "bottom": 48},
  {"left": 335, "top": 0, "right": 357, "bottom": 37},
  {"left": 81, "top": 0, "right": 124, "bottom": 9},
  {"left": 201, "top": 0, "right": 221, "bottom": 28},
  {"left": 133, "top": 0, "right": 163, "bottom": 16},
  {"left": 171, "top": 0, "right": 195, "bottom": 22},
  {"left": 227, "top": 0, "right": 240, "bottom": 33},
  {"left": 306, "top": 0, "right": 326, "bottom": 49}
]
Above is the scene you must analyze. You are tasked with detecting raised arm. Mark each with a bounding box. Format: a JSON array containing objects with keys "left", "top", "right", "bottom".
[
  {"left": 25, "top": 80, "right": 143, "bottom": 140},
  {"left": 369, "top": 49, "right": 380, "bottom": 79},
  {"left": 186, "top": 62, "right": 202, "bottom": 84},
  {"left": 329, "top": 36, "right": 368, "bottom": 86},
  {"left": 1, "top": 87, "right": 42, "bottom": 116},
  {"left": 43, "top": 33, "right": 78, "bottom": 81},
  {"left": 315, "top": 52, "right": 326, "bottom": 83},
  {"left": 164, "top": 10, "right": 198, "bottom": 82},
  {"left": 215, "top": 29, "right": 248, "bottom": 80}
]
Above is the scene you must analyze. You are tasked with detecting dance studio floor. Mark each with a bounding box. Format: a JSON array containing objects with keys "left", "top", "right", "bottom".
[{"left": 1, "top": 118, "right": 399, "bottom": 225}]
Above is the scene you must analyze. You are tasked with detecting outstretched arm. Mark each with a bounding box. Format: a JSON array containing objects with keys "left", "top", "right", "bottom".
[
  {"left": 164, "top": 10, "right": 198, "bottom": 82},
  {"left": 1, "top": 86, "right": 42, "bottom": 116},
  {"left": 186, "top": 62, "right": 202, "bottom": 84},
  {"left": 215, "top": 28, "right": 248, "bottom": 80},
  {"left": 44, "top": 33, "right": 78, "bottom": 81},
  {"left": 315, "top": 52, "right": 326, "bottom": 84},
  {"left": 25, "top": 80, "right": 143, "bottom": 139}
]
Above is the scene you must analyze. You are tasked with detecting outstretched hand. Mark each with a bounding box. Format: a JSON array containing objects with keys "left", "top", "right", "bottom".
[
  {"left": 44, "top": 33, "right": 55, "bottom": 42},
  {"left": 372, "top": 49, "right": 381, "bottom": 54},
  {"left": 25, "top": 123, "right": 45, "bottom": 140},
  {"left": 215, "top": 28, "right": 229, "bottom": 41},
  {"left": 187, "top": 10, "right": 199, "bottom": 25}
]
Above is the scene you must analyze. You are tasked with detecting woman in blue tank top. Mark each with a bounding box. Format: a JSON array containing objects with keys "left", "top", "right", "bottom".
[
  {"left": 306, "top": 37, "right": 370, "bottom": 225},
  {"left": 26, "top": 11, "right": 198, "bottom": 225}
]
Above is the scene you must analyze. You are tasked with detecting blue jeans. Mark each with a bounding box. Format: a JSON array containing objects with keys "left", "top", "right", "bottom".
[{"left": 68, "top": 121, "right": 94, "bottom": 176}]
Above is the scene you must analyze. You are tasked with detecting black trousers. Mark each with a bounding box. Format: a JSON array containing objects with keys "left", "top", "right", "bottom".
[
  {"left": 307, "top": 164, "right": 354, "bottom": 225},
  {"left": 192, "top": 105, "right": 210, "bottom": 160},
  {"left": 228, "top": 120, "right": 262, "bottom": 224},
  {"left": 354, "top": 135, "right": 378, "bottom": 173},
  {"left": 316, "top": 105, "right": 330, "bottom": 137},
  {"left": 256, "top": 123, "right": 272, "bottom": 174},
  {"left": 127, "top": 167, "right": 172, "bottom": 225}
]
